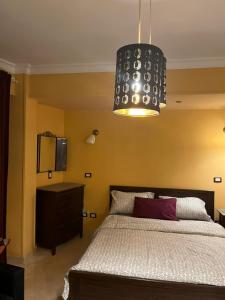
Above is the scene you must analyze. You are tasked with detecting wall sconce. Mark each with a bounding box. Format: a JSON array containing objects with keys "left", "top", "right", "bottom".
[
  {"left": 223, "top": 127, "right": 225, "bottom": 133},
  {"left": 86, "top": 129, "right": 99, "bottom": 144}
]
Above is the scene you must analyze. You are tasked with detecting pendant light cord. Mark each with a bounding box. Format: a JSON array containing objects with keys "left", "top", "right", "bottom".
[
  {"left": 138, "top": 0, "right": 141, "bottom": 43},
  {"left": 138, "top": 0, "right": 152, "bottom": 44},
  {"left": 149, "top": 0, "right": 152, "bottom": 44}
]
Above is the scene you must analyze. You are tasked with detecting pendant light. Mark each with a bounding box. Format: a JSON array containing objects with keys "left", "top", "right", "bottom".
[{"left": 113, "top": 0, "right": 167, "bottom": 117}]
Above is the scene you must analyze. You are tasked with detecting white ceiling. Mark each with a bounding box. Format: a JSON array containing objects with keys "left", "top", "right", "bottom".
[
  {"left": 1, "top": 0, "right": 225, "bottom": 110},
  {"left": 1, "top": 0, "right": 225, "bottom": 72}
]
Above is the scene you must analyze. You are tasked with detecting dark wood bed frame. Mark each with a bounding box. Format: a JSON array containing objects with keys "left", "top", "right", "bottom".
[{"left": 68, "top": 185, "right": 225, "bottom": 300}]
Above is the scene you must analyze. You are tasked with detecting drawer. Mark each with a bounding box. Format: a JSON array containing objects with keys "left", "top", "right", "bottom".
[
  {"left": 55, "top": 219, "right": 82, "bottom": 244},
  {"left": 56, "top": 189, "right": 83, "bottom": 219},
  {"left": 56, "top": 209, "right": 81, "bottom": 227},
  {"left": 56, "top": 202, "right": 82, "bottom": 221},
  {"left": 56, "top": 215, "right": 81, "bottom": 228},
  {"left": 56, "top": 190, "right": 83, "bottom": 209},
  {"left": 57, "top": 188, "right": 83, "bottom": 202}
]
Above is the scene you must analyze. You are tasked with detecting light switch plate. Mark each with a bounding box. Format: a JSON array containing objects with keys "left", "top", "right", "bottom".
[{"left": 214, "top": 177, "right": 222, "bottom": 183}]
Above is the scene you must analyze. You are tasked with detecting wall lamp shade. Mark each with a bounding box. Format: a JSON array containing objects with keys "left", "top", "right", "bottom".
[
  {"left": 86, "top": 135, "right": 96, "bottom": 144},
  {"left": 86, "top": 129, "right": 99, "bottom": 144},
  {"left": 113, "top": 44, "right": 166, "bottom": 117}
]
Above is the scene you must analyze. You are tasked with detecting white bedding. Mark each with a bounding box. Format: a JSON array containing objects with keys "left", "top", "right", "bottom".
[{"left": 63, "top": 215, "right": 225, "bottom": 299}]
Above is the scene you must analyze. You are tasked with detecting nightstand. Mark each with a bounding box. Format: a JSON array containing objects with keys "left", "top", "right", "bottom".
[{"left": 218, "top": 209, "right": 225, "bottom": 228}]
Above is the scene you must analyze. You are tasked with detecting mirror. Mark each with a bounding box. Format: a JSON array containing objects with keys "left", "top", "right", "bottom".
[
  {"left": 37, "top": 132, "right": 68, "bottom": 173},
  {"left": 56, "top": 138, "right": 67, "bottom": 171},
  {"left": 37, "top": 134, "right": 56, "bottom": 173}
]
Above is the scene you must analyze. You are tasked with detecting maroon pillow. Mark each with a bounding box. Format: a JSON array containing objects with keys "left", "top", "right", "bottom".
[{"left": 133, "top": 197, "right": 177, "bottom": 221}]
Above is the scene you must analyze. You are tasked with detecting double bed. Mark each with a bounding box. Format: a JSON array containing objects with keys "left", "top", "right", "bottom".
[{"left": 63, "top": 185, "right": 225, "bottom": 300}]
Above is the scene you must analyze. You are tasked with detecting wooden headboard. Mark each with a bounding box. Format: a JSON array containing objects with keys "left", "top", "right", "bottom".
[{"left": 110, "top": 185, "right": 215, "bottom": 220}]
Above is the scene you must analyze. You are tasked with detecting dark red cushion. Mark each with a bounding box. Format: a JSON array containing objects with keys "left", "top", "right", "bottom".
[{"left": 133, "top": 197, "right": 177, "bottom": 221}]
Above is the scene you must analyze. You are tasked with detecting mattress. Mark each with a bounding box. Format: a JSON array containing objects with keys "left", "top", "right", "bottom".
[{"left": 63, "top": 215, "right": 225, "bottom": 299}]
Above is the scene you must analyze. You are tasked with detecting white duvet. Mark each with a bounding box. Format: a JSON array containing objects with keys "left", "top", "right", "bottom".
[{"left": 63, "top": 215, "right": 225, "bottom": 299}]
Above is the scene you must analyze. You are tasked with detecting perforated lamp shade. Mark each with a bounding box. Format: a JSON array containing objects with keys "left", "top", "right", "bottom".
[
  {"left": 113, "top": 44, "right": 166, "bottom": 117},
  {"left": 159, "top": 56, "right": 167, "bottom": 108}
]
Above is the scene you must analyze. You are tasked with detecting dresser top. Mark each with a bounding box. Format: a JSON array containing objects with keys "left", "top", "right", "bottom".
[{"left": 37, "top": 182, "right": 84, "bottom": 192}]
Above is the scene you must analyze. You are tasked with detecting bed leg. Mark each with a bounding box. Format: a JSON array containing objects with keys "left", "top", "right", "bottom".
[{"left": 51, "top": 247, "right": 56, "bottom": 256}]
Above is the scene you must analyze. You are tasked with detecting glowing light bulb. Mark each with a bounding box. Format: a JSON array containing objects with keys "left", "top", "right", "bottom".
[
  {"left": 132, "top": 82, "right": 141, "bottom": 93},
  {"left": 113, "top": 108, "right": 159, "bottom": 117}
]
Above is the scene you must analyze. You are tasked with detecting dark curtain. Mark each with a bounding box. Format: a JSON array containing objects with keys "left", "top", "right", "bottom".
[{"left": 0, "top": 70, "right": 11, "bottom": 263}]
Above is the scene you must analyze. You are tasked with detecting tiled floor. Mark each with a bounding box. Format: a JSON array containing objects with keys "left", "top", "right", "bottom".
[{"left": 8, "top": 236, "right": 90, "bottom": 300}]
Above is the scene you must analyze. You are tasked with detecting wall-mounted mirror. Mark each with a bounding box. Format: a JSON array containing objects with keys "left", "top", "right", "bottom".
[
  {"left": 56, "top": 138, "right": 67, "bottom": 171},
  {"left": 37, "top": 132, "right": 67, "bottom": 173}
]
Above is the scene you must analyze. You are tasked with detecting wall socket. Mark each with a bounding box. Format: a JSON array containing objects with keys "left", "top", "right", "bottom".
[
  {"left": 85, "top": 172, "right": 92, "bottom": 178},
  {"left": 90, "top": 213, "right": 97, "bottom": 218},
  {"left": 82, "top": 211, "right": 97, "bottom": 218}
]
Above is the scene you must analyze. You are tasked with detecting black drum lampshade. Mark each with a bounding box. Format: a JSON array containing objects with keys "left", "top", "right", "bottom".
[
  {"left": 113, "top": 43, "right": 166, "bottom": 117},
  {"left": 159, "top": 56, "right": 167, "bottom": 108}
]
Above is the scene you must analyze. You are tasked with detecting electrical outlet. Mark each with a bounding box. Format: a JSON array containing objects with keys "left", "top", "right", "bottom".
[
  {"left": 90, "top": 212, "right": 97, "bottom": 218},
  {"left": 82, "top": 211, "right": 88, "bottom": 217},
  {"left": 85, "top": 172, "right": 92, "bottom": 178},
  {"left": 214, "top": 177, "right": 222, "bottom": 183},
  {"left": 48, "top": 171, "right": 52, "bottom": 179}
]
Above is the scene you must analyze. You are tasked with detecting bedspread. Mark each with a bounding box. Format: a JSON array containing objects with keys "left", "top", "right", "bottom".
[{"left": 63, "top": 215, "right": 225, "bottom": 299}]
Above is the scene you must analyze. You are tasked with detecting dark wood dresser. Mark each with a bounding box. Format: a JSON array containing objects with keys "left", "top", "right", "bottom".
[{"left": 36, "top": 183, "right": 84, "bottom": 255}]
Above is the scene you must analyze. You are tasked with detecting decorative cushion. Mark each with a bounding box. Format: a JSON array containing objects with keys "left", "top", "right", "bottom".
[
  {"left": 110, "top": 190, "right": 154, "bottom": 215},
  {"left": 133, "top": 197, "right": 177, "bottom": 221},
  {"left": 159, "top": 196, "right": 210, "bottom": 221}
]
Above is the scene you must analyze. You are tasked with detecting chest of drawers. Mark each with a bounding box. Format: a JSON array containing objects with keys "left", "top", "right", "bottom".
[{"left": 36, "top": 183, "right": 84, "bottom": 255}]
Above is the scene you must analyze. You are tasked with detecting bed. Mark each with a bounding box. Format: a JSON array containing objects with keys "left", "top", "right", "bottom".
[{"left": 64, "top": 185, "right": 225, "bottom": 300}]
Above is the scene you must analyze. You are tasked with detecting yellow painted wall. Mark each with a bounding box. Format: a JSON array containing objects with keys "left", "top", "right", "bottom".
[
  {"left": 23, "top": 102, "right": 65, "bottom": 256},
  {"left": 23, "top": 95, "right": 37, "bottom": 256},
  {"left": 36, "top": 104, "right": 65, "bottom": 187},
  {"left": 21, "top": 101, "right": 65, "bottom": 257},
  {"left": 28, "top": 68, "right": 225, "bottom": 111},
  {"left": 7, "top": 75, "right": 25, "bottom": 257},
  {"left": 64, "top": 110, "right": 225, "bottom": 233},
  {"left": 7, "top": 80, "right": 65, "bottom": 257},
  {"left": 6, "top": 68, "right": 225, "bottom": 256}
]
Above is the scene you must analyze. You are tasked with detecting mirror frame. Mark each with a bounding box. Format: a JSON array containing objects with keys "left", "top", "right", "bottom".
[{"left": 37, "top": 132, "right": 57, "bottom": 174}]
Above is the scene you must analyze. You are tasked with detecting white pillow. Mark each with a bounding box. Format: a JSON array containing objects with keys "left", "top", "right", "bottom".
[
  {"left": 159, "top": 196, "right": 210, "bottom": 221},
  {"left": 110, "top": 190, "right": 155, "bottom": 215}
]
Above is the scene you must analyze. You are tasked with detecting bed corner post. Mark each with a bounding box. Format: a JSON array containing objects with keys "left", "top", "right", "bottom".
[{"left": 68, "top": 271, "right": 81, "bottom": 300}]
